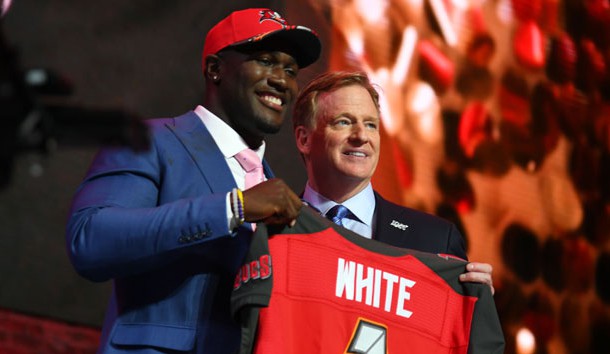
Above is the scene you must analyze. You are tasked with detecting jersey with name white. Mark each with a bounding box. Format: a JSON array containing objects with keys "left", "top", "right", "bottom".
[{"left": 231, "top": 207, "right": 505, "bottom": 354}]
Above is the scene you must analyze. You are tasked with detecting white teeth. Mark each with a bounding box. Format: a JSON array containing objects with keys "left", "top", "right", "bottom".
[
  {"left": 346, "top": 152, "right": 366, "bottom": 157},
  {"left": 262, "top": 95, "right": 282, "bottom": 106}
]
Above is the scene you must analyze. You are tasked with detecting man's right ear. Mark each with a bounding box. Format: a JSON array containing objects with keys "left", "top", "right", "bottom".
[
  {"left": 294, "top": 126, "right": 312, "bottom": 154},
  {"left": 205, "top": 55, "right": 221, "bottom": 83}
]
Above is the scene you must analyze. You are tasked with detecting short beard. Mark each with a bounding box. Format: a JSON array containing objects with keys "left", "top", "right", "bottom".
[
  {"left": 253, "top": 110, "right": 285, "bottom": 135},
  {"left": 257, "top": 119, "right": 283, "bottom": 135}
]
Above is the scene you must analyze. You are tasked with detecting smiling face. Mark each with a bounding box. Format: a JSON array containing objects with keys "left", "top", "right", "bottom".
[
  {"left": 296, "top": 84, "right": 381, "bottom": 201},
  {"left": 212, "top": 44, "right": 299, "bottom": 148}
]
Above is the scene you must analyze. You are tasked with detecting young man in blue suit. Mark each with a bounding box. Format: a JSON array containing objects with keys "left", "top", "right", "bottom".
[
  {"left": 293, "top": 71, "right": 494, "bottom": 290},
  {"left": 66, "top": 8, "right": 320, "bottom": 353}
]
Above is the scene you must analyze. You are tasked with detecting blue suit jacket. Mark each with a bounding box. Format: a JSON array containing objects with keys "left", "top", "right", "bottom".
[
  {"left": 66, "top": 111, "right": 273, "bottom": 353},
  {"left": 373, "top": 193, "right": 467, "bottom": 260}
]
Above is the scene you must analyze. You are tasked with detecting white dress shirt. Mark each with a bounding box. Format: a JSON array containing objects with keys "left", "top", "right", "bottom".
[
  {"left": 193, "top": 105, "right": 266, "bottom": 230},
  {"left": 302, "top": 182, "right": 376, "bottom": 238}
]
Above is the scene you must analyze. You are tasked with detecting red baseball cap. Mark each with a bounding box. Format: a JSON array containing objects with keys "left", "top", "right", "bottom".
[{"left": 202, "top": 8, "right": 321, "bottom": 68}]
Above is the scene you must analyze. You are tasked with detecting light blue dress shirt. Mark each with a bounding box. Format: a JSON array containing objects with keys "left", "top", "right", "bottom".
[{"left": 302, "top": 182, "right": 376, "bottom": 239}]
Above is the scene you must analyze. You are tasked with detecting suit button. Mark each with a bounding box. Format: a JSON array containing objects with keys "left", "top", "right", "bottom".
[{"left": 203, "top": 223, "right": 212, "bottom": 237}]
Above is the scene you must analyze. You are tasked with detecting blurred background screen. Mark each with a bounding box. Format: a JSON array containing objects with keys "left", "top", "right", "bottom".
[{"left": 1, "top": 1, "right": 609, "bottom": 353}]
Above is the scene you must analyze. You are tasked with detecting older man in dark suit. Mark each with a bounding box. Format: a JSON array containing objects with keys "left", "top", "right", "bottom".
[{"left": 293, "top": 71, "right": 493, "bottom": 288}]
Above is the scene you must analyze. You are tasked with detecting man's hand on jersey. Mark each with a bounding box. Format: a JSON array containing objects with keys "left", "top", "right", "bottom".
[
  {"left": 242, "top": 178, "right": 302, "bottom": 227},
  {"left": 459, "top": 262, "right": 494, "bottom": 295}
]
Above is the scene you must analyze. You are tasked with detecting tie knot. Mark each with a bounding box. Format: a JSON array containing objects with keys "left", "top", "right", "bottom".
[
  {"left": 235, "top": 148, "right": 262, "bottom": 172},
  {"left": 235, "top": 148, "right": 265, "bottom": 189},
  {"left": 326, "top": 205, "right": 351, "bottom": 226}
]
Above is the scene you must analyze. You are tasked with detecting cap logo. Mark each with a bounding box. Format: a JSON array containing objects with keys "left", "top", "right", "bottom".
[{"left": 258, "top": 10, "right": 287, "bottom": 27}]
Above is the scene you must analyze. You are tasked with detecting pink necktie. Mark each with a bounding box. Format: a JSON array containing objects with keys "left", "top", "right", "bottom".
[{"left": 235, "top": 148, "right": 264, "bottom": 189}]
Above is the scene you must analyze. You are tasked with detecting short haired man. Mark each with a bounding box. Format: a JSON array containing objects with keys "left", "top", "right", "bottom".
[
  {"left": 293, "top": 71, "right": 494, "bottom": 288},
  {"left": 66, "top": 8, "right": 321, "bottom": 353}
]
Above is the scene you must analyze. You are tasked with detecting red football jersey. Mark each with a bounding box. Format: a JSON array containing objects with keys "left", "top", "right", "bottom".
[{"left": 231, "top": 207, "right": 504, "bottom": 354}]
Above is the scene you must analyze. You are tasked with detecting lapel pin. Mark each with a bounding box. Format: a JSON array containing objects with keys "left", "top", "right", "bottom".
[{"left": 390, "top": 220, "right": 409, "bottom": 230}]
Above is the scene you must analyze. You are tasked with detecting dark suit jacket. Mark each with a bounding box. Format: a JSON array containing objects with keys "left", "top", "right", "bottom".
[
  {"left": 66, "top": 111, "right": 272, "bottom": 353},
  {"left": 373, "top": 192, "right": 468, "bottom": 260}
]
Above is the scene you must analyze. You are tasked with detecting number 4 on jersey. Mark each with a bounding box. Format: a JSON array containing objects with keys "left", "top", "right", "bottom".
[{"left": 346, "top": 318, "right": 388, "bottom": 354}]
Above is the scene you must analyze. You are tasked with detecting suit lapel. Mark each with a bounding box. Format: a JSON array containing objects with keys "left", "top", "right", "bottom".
[
  {"left": 262, "top": 160, "right": 274, "bottom": 179},
  {"left": 373, "top": 192, "right": 411, "bottom": 245},
  {"left": 167, "top": 111, "right": 276, "bottom": 192},
  {"left": 167, "top": 111, "right": 236, "bottom": 193}
]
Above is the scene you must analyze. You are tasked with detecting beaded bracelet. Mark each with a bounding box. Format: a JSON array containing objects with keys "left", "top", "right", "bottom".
[
  {"left": 236, "top": 188, "right": 245, "bottom": 221},
  {"left": 231, "top": 188, "right": 245, "bottom": 225}
]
